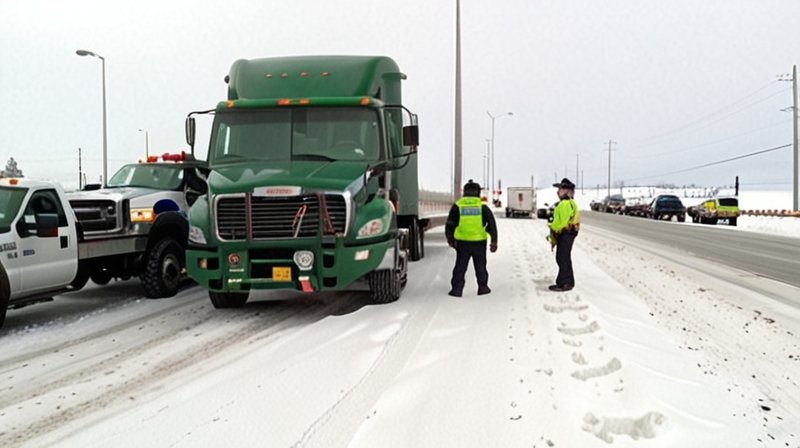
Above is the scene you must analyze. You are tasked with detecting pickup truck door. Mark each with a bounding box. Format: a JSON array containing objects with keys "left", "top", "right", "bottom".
[{"left": 16, "top": 189, "right": 78, "bottom": 295}]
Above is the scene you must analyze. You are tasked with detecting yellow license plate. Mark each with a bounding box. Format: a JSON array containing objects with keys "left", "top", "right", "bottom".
[{"left": 272, "top": 267, "right": 292, "bottom": 282}]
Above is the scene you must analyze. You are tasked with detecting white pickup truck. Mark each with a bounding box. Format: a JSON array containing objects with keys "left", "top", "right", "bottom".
[{"left": 1, "top": 156, "right": 206, "bottom": 329}]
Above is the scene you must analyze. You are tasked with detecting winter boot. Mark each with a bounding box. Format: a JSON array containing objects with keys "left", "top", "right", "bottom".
[{"left": 477, "top": 285, "right": 491, "bottom": 295}]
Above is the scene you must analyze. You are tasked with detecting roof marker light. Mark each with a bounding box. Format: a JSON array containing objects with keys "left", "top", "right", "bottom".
[
  {"left": 322, "top": 72, "right": 329, "bottom": 76},
  {"left": 266, "top": 73, "right": 273, "bottom": 78},
  {"left": 361, "top": 97, "right": 370, "bottom": 106},
  {"left": 277, "top": 99, "right": 291, "bottom": 106},
  {"left": 300, "top": 72, "right": 308, "bottom": 77},
  {"left": 299, "top": 99, "right": 309, "bottom": 105},
  {"left": 281, "top": 73, "right": 288, "bottom": 78},
  {"left": 227, "top": 100, "right": 234, "bottom": 108}
]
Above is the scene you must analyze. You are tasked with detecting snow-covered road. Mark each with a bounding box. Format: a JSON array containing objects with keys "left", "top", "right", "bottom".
[{"left": 1, "top": 213, "right": 799, "bottom": 447}]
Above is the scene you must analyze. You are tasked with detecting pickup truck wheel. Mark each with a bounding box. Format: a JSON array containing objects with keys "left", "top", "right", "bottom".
[
  {"left": 141, "top": 237, "right": 183, "bottom": 299},
  {"left": 209, "top": 291, "right": 249, "bottom": 308},
  {"left": 1, "top": 264, "right": 10, "bottom": 329},
  {"left": 91, "top": 270, "right": 112, "bottom": 286},
  {"left": 729, "top": 217, "right": 737, "bottom": 226},
  {"left": 70, "top": 262, "right": 91, "bottom": 290}
]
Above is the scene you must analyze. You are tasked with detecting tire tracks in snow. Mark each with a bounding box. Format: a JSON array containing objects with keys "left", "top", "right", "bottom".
[{"left": 0, "top": 291, "right": 368, "bottom": 448}]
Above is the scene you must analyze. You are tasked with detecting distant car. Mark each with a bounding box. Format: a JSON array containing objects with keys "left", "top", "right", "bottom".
[
  {"left": 599, "top": 194, "right": 625, "bottom": 213},
  {"left": 623, "top": 196, "right": 649, "bottom": 217},
  {"left": 687, "top": 197, "right": 739, "bottom": 226},
  {"left": 648, "top": 194, "right": 686, "bottom": 222},
  {"left": 589, "top": 200, "right": 601, "bottom": 212}
]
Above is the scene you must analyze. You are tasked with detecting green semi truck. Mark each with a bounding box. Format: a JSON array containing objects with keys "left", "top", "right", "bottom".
[{"left": 184, "top": 55, "right": 436, "bottom": 308}]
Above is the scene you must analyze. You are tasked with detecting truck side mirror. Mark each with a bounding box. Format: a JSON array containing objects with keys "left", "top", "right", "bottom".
[
  {"left": 402, "top": 125, "right": 419, "bottom": 149},
  {"left": 185, "top": 117, "right": 196, "bottom": 147}
]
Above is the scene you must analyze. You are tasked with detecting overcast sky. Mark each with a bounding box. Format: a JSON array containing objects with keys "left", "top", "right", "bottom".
[{"left": 1, "top": 0, "right": 798, "bottom": 193}]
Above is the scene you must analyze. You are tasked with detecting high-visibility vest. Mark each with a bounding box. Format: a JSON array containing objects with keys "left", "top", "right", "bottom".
[
  {"left": 550, "top": 199, "right": 581, "bottom": 234},
  {"left": 454, "top": 197, "right": 488, "bottom": 241}
]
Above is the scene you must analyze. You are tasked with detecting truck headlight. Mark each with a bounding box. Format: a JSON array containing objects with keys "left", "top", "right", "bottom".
[
  {"left": 130, "top": 208, "right": 155, "bottom": 222},
  {"left": 293, "top": 250, "right": 314, "bottom": 270},
  {"left": 189, "top": 225, "right": 207, "bottom": 244},
  {"left": 357, "top": 219, "right": 383, "bottom": 238}
]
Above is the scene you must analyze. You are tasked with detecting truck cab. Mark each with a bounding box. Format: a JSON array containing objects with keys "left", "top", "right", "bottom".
[
  {"left": 184, "top": 55, "right": 420, "bottom": 308},
  {"left": 1, "top": 178, "right": 79, "bottom": 328}
]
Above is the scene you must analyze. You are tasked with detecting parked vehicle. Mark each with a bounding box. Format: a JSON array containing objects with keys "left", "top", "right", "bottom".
[
  {"left": 505, "top": 187, "right": 536, "bottom": 218},
  {"left": 0, "top": 162, "right": 203, "bottom": 328},
  {"left": 687, "top": 197, "right": 739, "bottom": 226},
  {"left": 183, "top": 55, "right": 445, "bottom": 308},
  {"left": 648, "top": 194, "right": 686, "bottom": 222},
  {"left": 600, "top": 194, "right": 625, "bottom": 213},
  {"left": 623, "top": 196, "right": 649, "bottom": 217}
]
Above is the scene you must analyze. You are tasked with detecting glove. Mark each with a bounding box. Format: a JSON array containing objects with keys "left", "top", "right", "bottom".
[
  {"left": 447, "top": 239, "right": 456, "bottom": 249},
  {"left": 490, "top": 242, "right": 498, "bottom": 253}
]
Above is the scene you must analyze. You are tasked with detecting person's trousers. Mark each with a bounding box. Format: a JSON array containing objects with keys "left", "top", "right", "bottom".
[
  {"left": 555, "top": 232, "right": 577, "bottom": 287},
  {"left": 450, "top": 240, "right": 488, "bottom": 292}
]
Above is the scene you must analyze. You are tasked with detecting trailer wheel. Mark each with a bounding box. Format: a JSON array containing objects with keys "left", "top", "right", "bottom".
[
  {"left": 0, "top": 263, "right": 10, "bottom": 330},
  {"left": 141, "top": 237, "right": 183, "bottom": 298},
  {"left": 209, "top": 291, "right": 249, "bottom": 308}
]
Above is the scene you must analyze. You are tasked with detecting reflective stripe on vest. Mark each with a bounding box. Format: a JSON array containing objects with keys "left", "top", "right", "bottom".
[{"left": 454, "top": 197, "right": 488, "bottom": 241}]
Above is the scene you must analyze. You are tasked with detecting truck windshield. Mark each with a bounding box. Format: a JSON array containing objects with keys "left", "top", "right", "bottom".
[
  {"left": 208, "top": 107, "right": 381, "bottom": 166},
  {"left": 107, "top": 164, "right": 184, "bottom": 190},
  {"left": 0, "top": 186, "right": 28, "bottom": 232}
]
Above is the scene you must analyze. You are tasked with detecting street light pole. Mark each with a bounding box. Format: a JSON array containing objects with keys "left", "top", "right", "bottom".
[
  {"left": 76, "top": 49, "right": 108, "bottom": 187},
  {"left": 138, "top": 129, "right": 150, "bottom": 159},
  {"left": 487, "top": 110, "right": 512, "bottom": 200}
]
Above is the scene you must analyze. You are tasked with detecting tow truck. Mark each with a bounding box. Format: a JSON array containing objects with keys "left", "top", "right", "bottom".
[{"left": 1, "top": 152, "right": 207, "bottom": 329}]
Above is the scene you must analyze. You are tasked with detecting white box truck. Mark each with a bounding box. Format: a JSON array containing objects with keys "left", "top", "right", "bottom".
[{"left": 505, "top": 187, "right": 536, "bottom": 218}]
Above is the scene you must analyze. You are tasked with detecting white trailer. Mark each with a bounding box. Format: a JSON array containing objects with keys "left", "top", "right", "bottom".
[{"left": 505, "top": 187, "right": 536, "bottom": 218}]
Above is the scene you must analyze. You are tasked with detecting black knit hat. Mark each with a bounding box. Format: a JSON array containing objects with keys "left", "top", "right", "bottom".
[
  {"left": 463, "top": 179, "right": 481, "bottom": 196},
  {"left": 552, "top": 178, "right": 575, "bottom": 189}
]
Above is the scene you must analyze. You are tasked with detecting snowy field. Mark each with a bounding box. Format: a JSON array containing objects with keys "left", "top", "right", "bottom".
[{"left": 0, "top": 189, "right": 799, "bottom": 447}]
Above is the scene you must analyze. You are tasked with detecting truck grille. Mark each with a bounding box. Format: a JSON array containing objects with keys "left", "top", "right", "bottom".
[
  {"left": 69, "top": 199, "right": 120, "bottom": 232},
  {"left": 216, "top": 194, "right": 347, "bottom": 240}
]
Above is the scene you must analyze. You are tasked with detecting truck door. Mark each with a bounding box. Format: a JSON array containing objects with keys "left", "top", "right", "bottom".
[{"left": 16, "top": 189, "right": 78, "bottom": 295}]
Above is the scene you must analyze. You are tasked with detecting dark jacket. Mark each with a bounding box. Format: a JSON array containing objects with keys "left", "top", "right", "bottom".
[{"left": 444, "top": 200, "right": 498, "bottom": 246}]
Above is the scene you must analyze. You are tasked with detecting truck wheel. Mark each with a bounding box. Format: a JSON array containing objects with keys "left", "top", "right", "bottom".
[
  {"left": 1, "top": 264, "right": 10, "bottom": 329},
  {"left": 141, "top": 237, "right": 184, "bottom": 298},
  {"left": 730, "top": 217, "right": 737, "bottom": 226},
  {"left": 209, "top": 291, "right": 249, "bottom": 308},
  {"left": 91, "top": 270, "right": 112, "bottom": 286},
  {"left": 368, "top": 239, "right": 403, "bottom": 304},
  {"left": 70, "top": 262, "right": 91, "bottom": 290},
  {"left": 409, "top": 219, "right": 424, "bottom": 261}
]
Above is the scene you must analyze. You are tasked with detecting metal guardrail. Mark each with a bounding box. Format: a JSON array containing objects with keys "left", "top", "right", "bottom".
[{"left": 741, "top": 210, "right": 800, "bottom": 217}]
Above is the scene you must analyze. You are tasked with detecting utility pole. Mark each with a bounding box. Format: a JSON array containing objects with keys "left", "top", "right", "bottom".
[
  {"left": 779, "top": 66, "right": 798, "bottom": 211},
  {"left": 78, "top": 147, "right": 82, "bottom": 190},
  {"left": 605, "top": 140, "right": 616, "bottom": 198},
  {"left": 453, "top": 0, "right": 463, "bottom": 200},
  {"left": 575, "top": 153, "right": 579, "bottom": 184}
]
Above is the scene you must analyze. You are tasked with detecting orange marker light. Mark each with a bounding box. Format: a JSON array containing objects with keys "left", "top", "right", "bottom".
[
  {"left": 281, "top": 73, "right": 288, "bottom": 78},
  {"left": 300, "top": 72, "right": 308, "bottom": 77},
  {"left": 227, "top": 100, "right": 234, "bottom": 108},
  {"left": 361, "top": 97, "right": 370, "bottom": 106},
  {"left": 277, "top": 99, "right": 291, "bottom": 105},
  {"left": 299, "top": 99, "right": 309, "bottom": 105},
  {"left": 9, "top": 178, "right": 18, "bottom": 185},
  {"left": 322, "top": 72, "right": 329, "bottom": 76}
]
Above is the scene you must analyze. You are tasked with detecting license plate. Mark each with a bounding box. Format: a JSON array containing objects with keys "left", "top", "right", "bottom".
[{"left": 272, "top": 266, "right": 292, "bottom": 282}]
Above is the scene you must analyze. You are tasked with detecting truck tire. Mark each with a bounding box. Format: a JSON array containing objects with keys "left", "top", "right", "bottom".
[
  {"left": 91, "top": 270, "right": 112, "bottom": 286},
  {"left": 141, "top": 237, "right": 184, "bottom": 298},
  {"left": 368, "top": 268, "right": 401, "bottom": 304},
  {"left": 729, "top": 217, "right": 737, "bottom": 226},
  {"left": 70, "top": 262, "right": 91, "bottom": 290},
  {"left": 0, "top": 263, "right": 10, "bottom": 330},
  {"left": 409, "top": 219, "right": 424, "bottom": 261},
  {"left": 368, "top": 239, "right": 404, "bottom": 304},
  {"left": 209, "top": 291, "right": 249, "bottom": 308}
]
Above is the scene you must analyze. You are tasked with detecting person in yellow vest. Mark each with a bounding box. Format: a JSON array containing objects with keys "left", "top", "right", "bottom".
[
  {"left": 445, "top": 179, "right": 498, "bottom": 297},
  {"left": 548, "top": 178, "right": 580, "bottom": 291}
]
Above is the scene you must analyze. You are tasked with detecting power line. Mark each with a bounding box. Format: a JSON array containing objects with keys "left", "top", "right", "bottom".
[{"left": 622, "top": 143, "right": 792, "bottom": 183}]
